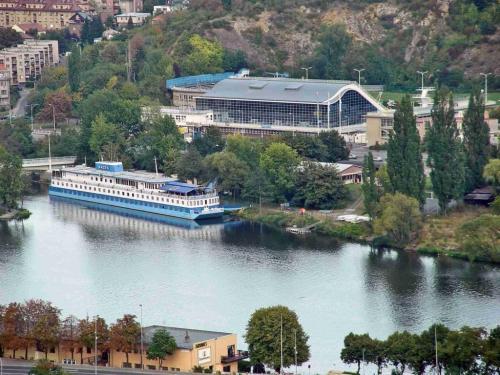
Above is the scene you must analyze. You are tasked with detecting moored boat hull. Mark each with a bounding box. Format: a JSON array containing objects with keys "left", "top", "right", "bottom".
[{"left": 48, "top": 186, "right": 224, "bottom": 221}]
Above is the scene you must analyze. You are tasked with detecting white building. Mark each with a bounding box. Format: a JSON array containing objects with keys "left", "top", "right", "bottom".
[{"left": 115, "top": 12, "right": 150, "bottom": 27}]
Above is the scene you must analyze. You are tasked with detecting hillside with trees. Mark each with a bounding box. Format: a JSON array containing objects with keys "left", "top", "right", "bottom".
[{"left": 126, "top": 0, "right": 499, "bottom": 92}]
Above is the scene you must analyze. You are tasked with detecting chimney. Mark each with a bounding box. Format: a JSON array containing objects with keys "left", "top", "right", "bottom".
[{"left": 184, "top": 330, "right": 190, "bottom": 342}]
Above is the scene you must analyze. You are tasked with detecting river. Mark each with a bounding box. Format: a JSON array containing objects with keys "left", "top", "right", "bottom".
[{"left": 1, "top": 193, "right": 499, "bottom": 373}]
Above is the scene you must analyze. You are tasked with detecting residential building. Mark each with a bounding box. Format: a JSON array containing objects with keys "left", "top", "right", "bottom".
[
  {"left": 11, "top": 22, "right": 47, "bottom": 36},
  {"left": 0, "top": 67, "right": 10, "bottom": 109},
  {"left": 0, "top": 0, "right": 87, "bottom": 30},
  {"left": 115, "top": 11, "right": 149, "bottom": 27},
  {"left": 153, "top": 4, "right": 171, "bottom": 15},
  {"left": 0, "top": 40, "right": 59, "bottom": 85},
  {"left": 301, "top": 161, "right": 363, "bottom": 184},
  {"left": 118, "top": 0, "right": 143, "bottom": 13},
  {"left": 2, "top": 325, "right": 245, "bottom": 373}
]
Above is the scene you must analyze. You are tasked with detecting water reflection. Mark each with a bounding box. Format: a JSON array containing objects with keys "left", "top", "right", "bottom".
[{"left": 0, "top": 194, "right": 498, "bottom": 373}]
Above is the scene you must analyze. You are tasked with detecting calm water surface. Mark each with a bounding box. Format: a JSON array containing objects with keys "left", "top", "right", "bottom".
[{"left": 1, "top": 194, "right": 499, "bottom": 373}]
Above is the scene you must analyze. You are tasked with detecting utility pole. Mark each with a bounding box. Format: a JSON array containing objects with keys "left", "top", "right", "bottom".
[
  {"left": 301, "top": 66, "right": 312, "bottom": 80},
  {"left": 434, "top": 326, "right": 439, "bottom": 375},
  {"left": 480, "top": 73, "right": 491, "bottom": 105},
  {"left": 26, "top": 103, "right": 38, "bottom": 131},
  {"left": 294, "top": 329, "right": 297, "bottom": 375},
  {"left": 127, "top": 40, "right": 132, "bottom": 82},
  {"left": 417, "top": 71, "right": 427, "bottom": 93},
  {"left": 353, "top": 68, "right": 365, "bottom": 85},
  {"left": 94, "top": 315, "right": 98, "bottom": 375},
  {"left": 280, "top": 315, "right": 283, "bottom": 375},
  {"left": 140, "top": 304, "right": 144, "bottom": 371},
  {"left": 48, "top": 133, "right": 52, "bottom": 172},
  {"left": 154, "top": 157, "right": 158, "bottom": 177},
  {"left": 362, "top": 348, "right": 365, "bottom": 375},
  {"left": 49, "top": 103, "right": 56, "bottom": 130}
]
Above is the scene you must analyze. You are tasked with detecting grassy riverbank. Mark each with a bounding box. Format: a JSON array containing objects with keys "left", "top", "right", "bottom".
[
  {"left": 237, "top": 207, "right": 371, "bottom": 242},
  {"left": 236, "top": 205, "right": 500, "bottom": 264}
]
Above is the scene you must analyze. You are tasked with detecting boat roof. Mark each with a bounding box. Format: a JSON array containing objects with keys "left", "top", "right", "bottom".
[
  {"left": 60, "top": 165, "right": 175, "bottom": 184},
  {"left": 160, "top": 181, "right": 200, "bottom": 194}
]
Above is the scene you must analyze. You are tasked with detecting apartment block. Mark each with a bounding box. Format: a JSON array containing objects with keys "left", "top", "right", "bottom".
[{"left": 0, "top": 40, "right": 59, "bottom": 85}]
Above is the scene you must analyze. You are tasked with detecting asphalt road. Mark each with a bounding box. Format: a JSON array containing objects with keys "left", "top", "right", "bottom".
[
  {"left": 12, "top": 87, "right": 32, "bottom": 118},
  {"left": 0, "top": 360, "right": 180, "bottom": 375}
]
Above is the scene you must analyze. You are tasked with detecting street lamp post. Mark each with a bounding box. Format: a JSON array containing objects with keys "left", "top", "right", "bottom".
[
  {"left": 0, "top": 356, "right": 3, "bottom": 375},
  {"left": 48, "top": 103, "right": 56, "bottom": 130},
  {"left": 353, "top": 68, "right": 365, "bottom": 85},
  {"left": 140, "top": 304, "right": 144, "bottom": 371},
  {"left": 480, "top": 73, "right": 491, "bottom": 105},
  {"left": 301, "top": 66, "right": 312, "bottom": 80},
  {"left": 417, "top": 71, "right": 427, "bottom": 93},
  {"left": 94, "top": 315, "right": 98, "bottom": 375},
  {"left": 26, "top": 103, "right": 39, "bottom": 131}
]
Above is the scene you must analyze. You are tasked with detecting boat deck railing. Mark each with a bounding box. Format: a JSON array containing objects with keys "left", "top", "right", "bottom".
[{"left": 51, "top": 177, "right": 218, "bottom": 201}]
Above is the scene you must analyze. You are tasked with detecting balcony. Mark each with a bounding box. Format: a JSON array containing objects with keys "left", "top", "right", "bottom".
[{"left": 221, "top": 350, "right": 249, "bottom": 364}]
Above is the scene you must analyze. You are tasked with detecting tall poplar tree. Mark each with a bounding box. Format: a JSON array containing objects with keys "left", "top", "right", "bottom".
[
  {"left": 426, "top": 90, "right": 465, "bottom": 213},
  {"left": 68, "top": 46, "right": 81, "bottom": 92},
  {"left": 386, "top": 95, "right": 425, "bottom": 206},
  {"left": 361, "top": 152, "right": 379, "bottom": 221},
  {"left": 463, "top": 88, "right": 490, "bottom": 192}
]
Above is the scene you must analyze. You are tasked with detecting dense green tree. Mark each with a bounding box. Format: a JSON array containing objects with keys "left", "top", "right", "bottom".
[
  {"left": 361, "top": 152, "right": 379, "bottom": 221},
  {"left": 222, "top": 49, "right": 246, "bottom": 71},
  {"left": 312, "top": 24, "right": 351, "bottom": 79},
  {"left": 260, "top": 143, "right": 300, "bottom": 202},
  {"left": 0, "top": 146, "right": 24, "bottom": 209},
  {"left": 68, "top": 46, "right": 82, "bottom": 92},
  {"left": 318, "top": 130, "right": 349, "bottom": 162},
  {"left": 133, "top": 114, "right": 184, "bottom": 172},
  {"left": 245, "top": 306, "right": 309, "bottom": 372},
  {"left": 192, "top": 127, "right": 224, "bottom": 156},
  {"left": 483, "top": 158, "right": 500, "bottom": 191},
  {"left": 146, "top": 329, "right": 176, "bottom": 369},
  {"left": 225, "top": 135, "right": 263, "bottom": 168},
  {"left": 0, "top": 27, "right": 23, "bottom": 49},
  {"left": 175, "top": 147, "right": 204, "bottom": 182},
  {"left": 292, "top": 162, "right": 347, "bottom": 209},
  {"left": 205, "top": 151, "right": 249, "bottom": 196},
  {"left": 373, "top": 193, "right": 422, "bottom": 247},
  {"left": 181, "top": 35, "right": 224, "bottom": 75},
  {"left": 441, "top": 326, "right": 485, "bottom": 373},
  {"left": 463, "top": 88, "right": 490, "bottom": 192},
  {"left": 483, "top": 325, "right": 500, "bottom": 373},
  {"left": 89, "top": 114, "right": 125, "bottom": 161},
  {"left": 426, "top": 90, "right": 465, "bottom": 213},
  {"left": 340, "top": 333, "right": 372, "bottom": 374},
  {"left": 281, "top": 134, "right": 327, "bottom": 161},
  {"left": 241, "top": 168, "right": 273, "bottom": 205},
  {"left": 386, "top": 95, "right": 425, "bottom": 205},
  {"left": 456, "top": 214, "right": 500, "bottom": 262},
  {"left": 385, "top": 331, "right": 416, "bottom": 374},
  {"left": 127, "top": 17, "right": 134, "bottom": 30}
]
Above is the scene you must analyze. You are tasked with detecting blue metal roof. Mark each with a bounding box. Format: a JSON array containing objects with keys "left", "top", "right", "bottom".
[
  {"left": 161, "top": 181, "right": 199, "bottom": 194},
  {"left": 166, "top": 72, "right": 236, "bottom": 89}
]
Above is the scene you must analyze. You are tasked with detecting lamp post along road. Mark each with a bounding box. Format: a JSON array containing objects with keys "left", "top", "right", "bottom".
[
  {"left": 354, "top": 68, "right": 365, "bottom": 85},
  {"left": 480, "top": 73, "right": 491, "bottom": 105},
  {"left": 94, "top": 315, "right": 98, "bottom": 375},
  {"left": 49, "top": 103, "right": 56, "bottom": 130},
  {"left": 26, "top": 103, "right": 39, "bottom": 131},
  {"left": 301, "top": 66, "right": 312, "bottom": 80},
  {"left": 417, "top": 71, "right": 427, "bottom": 93},
  {"left": 140, "top": 304, "right": 144, "bottom": 371}
]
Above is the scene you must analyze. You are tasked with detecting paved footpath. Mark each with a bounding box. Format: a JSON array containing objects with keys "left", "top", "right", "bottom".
[{"left": 0, "top": 359, "right": 188, "bottom": 375}]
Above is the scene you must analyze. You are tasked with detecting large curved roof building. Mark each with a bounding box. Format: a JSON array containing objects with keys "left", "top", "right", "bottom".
[{"left": 195, "top": 77, "right": 385, "bottom": 134}]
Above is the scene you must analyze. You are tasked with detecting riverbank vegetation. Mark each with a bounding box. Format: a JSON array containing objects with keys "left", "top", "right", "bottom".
[
  {"left": 0, "top": 145, "right": 30, "bottom": 220},
  {"left": 341, "top": 324, "right": 500, "bottom": 375},
  {"left": 360, "top": 89, "right": 499, "bottom": 263}
]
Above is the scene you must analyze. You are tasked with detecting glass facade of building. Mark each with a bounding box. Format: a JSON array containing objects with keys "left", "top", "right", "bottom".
[{"left": 196, "top": 89, "right": 377, "bottom": 129}]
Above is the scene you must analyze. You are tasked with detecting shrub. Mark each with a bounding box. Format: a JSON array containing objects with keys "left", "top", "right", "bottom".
[
  {"left": 15, "top": 208, "right": 31, "bottom": 220},
  {"left": 456, "top": 214, "right": 500, "bottom": 262}
]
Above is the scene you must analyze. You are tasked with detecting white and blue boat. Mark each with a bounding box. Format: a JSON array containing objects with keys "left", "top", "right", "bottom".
[{"left": 49, "top": 161, "right": 224, "bottom": 220}]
